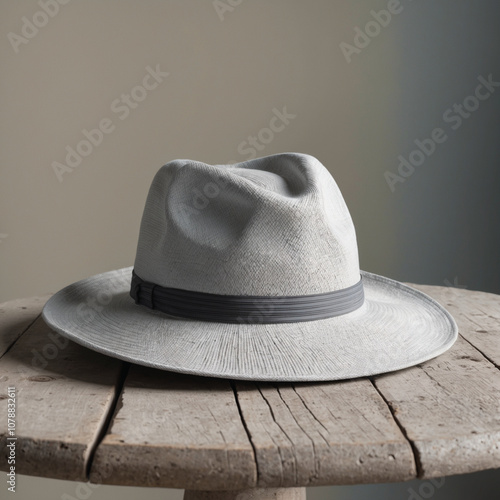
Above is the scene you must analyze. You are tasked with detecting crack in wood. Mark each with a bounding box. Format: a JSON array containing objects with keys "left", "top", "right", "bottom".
[
  {"left": 231, "top": 381, "right": 260, "bottom": 486},
  {"left": 369, "top": 377, "right": 423, "bottom": 478},
  {"left": 291, "top": 384, "right": 330, "bottom": 434},
  {"left": 459, "top": 333, "right": 500, "bottom": 370},
  {"left": 257, "top": 385, "right": 291, "bottom": 485},
  {"left": 85, "top": 361, "right": 130, "bottom": 480},
  {"left": 0, "top": 311, "right": 43, "bottom": 360},
  {"left": 276, "top": 385, "right": 320, "bottom": 485}
]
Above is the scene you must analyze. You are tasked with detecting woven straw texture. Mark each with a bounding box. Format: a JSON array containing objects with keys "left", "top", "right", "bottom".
[
  {"left": 134, "top": 154, "right": 359, "bottom": 295},
  {"left": 42, "top": 153, "right": 457, "bottom": 381},
  {"left": 42, "top": 267, "right": 457, "bottom": 381}
]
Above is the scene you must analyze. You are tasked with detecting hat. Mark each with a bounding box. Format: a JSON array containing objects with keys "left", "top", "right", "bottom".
[{"left": 42, "top": 153, "right": 457, "bottom": 381}]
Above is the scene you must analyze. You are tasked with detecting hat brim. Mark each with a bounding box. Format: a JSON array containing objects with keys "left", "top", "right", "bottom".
[{"left": 41, "top": 267, "right": 457, "bottom": 381}]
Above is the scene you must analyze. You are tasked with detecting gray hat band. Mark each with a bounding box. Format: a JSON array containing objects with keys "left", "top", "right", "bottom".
[{"left": 130, "top": 270, "right": 364, "bottom": 324}]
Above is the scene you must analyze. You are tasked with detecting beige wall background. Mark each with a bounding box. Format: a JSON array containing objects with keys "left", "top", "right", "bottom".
[
  {"left": 1, "top": 0, "right": 499, "bottom": 499},
  {"left": 0, "top": 0, "right": 401, "bottom": 304}
]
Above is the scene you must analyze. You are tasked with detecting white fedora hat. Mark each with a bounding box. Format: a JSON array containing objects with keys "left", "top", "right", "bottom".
[{"left": 42, "top": 153, "right": 457, "bottom": 381}]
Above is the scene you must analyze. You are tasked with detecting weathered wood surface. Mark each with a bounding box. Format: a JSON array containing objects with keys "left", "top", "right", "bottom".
[
  {"left": 0, "top": 295, "right": 50, "bottom": 357},
  {"left": 0, "top": 308, "right": 123, "bottom": 480},
  {"left": 374, "top": 283, "right": 500, "bottom": 478},
  {"left": 0, "top": 286, "right": 499, "bottom": 489},
  {"left": 90, "top": 364, "right": 257, "bottom": 490},
  {"left": 374, "top": 336, "right": 500, "bottom": 478},
  {"left": 234, "top": 380, "right": 416, "bottom": 488},
  {"left": 410, "top": 284, "right": 500, "bottom": 367}
]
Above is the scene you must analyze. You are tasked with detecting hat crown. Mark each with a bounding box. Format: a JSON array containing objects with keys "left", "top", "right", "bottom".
[{"left": 133, "top": 153, "right": 360, "bottom": 295}]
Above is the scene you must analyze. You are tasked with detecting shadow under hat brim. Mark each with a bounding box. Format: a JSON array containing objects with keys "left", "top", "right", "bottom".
[{"left": 41, "top": 267, "right": 458, "bottom": 382}]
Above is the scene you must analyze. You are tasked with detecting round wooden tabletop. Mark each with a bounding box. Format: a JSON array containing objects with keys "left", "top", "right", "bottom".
[{"left": 0, "top": 284, "right": 499, "bottom": 499}]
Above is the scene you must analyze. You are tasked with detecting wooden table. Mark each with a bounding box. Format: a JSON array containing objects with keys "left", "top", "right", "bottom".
[{"left": 1, "top": 284, "right": 499, "bottom": 499}]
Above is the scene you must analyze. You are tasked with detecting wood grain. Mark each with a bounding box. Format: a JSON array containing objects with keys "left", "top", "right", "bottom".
[
  {"left": 409, "top": 283, "right": 500, "bottom": 367},
  {"left": 1, "top": 286, "right": 499, "bottom": 488},
  {"left": 375, "top": 331, "right": 500, "bottom": 477},
  {"left": 0, "top": 315, "right": 123, "bottom": 480},
  {"left": 234, "top": 379, "right": 416, "bottom": 487},
  {"left": 90, "top": 365, "right": 257, "bottom": 490}
]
